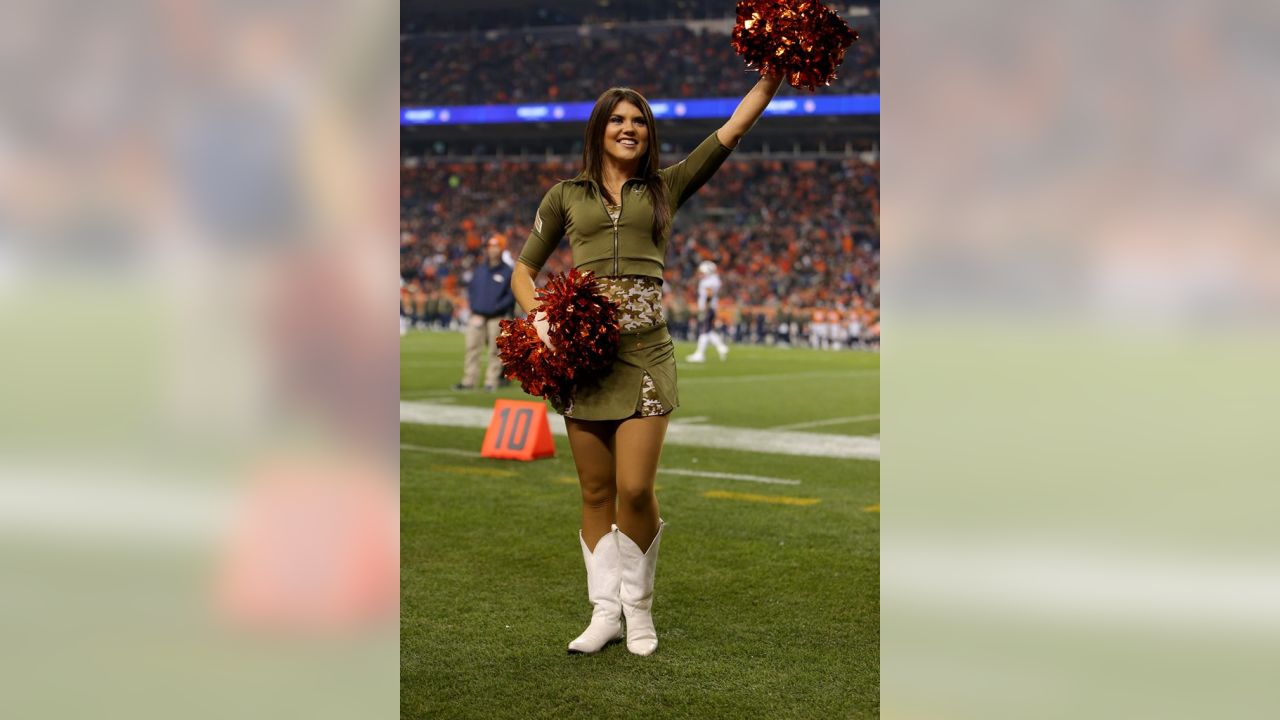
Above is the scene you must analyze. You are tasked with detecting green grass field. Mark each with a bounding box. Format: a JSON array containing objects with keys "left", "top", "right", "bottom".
[{"left": 401, "top": 331, "right": 879, "bottom": 719}]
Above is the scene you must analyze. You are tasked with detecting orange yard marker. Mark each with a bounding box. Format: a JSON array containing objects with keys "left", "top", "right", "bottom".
[{"left": 480, "top": 399, "right": 555, "bottom": 461}]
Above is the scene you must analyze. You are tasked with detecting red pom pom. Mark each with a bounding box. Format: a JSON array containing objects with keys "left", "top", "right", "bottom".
[
  {"left": 496, "top": 316, "right": 563, "bottom": 401},
  {"left": 731, "top": 0, "right": 859, "bottom": 92},
  {"left": 497, "top": 269, "right": 620, "bottom": 407}
]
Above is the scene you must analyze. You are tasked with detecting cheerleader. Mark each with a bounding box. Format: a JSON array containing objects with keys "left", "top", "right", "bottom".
[{"left": 512, "top": 75, "right": 783, "bottom": 655}]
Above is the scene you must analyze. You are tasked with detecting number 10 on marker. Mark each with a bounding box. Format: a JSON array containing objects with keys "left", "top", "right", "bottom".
[
  {"left": 493, "top": 407, "right": 532, "bottom": 450},
  {"left": 481, "top": 399, "right": 555, "bottom": 461}
]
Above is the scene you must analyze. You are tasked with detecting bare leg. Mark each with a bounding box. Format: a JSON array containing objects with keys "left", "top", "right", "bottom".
[
  {"left": 614, "top": 414, "right": 668, "bottom": 552},
  {"left": 565, "top": 418, "right": 619, "bottom": 551}
]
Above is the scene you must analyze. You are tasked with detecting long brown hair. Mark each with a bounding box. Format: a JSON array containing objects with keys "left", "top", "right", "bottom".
[{"left": 581, "top": 87, "right": 671, "bottom": 242}]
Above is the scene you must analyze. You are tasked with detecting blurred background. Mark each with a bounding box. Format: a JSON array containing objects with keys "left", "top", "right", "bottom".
[
  {"left": 884, "top": 1, "right": 1280, "bottom": 718},
  {"left": 0, "top": 0, "right": 399, "bottom": 717}
]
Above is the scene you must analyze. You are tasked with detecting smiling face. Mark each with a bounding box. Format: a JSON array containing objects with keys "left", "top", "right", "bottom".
[
  {"left": 580, "top": 88, "right": 670, "bottom": 236},
  {"left": 601, "top": 100, "right": 649, "bottom": 169}
]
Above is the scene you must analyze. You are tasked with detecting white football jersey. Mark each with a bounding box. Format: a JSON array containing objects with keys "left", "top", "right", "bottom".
[{"left": 696, "top": 273, "right": 721, "bottom": 311}]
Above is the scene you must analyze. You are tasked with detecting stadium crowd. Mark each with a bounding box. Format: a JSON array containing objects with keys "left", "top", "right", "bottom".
[
  {"left": 401, "top": 25, "right": 880, "bottom": 106},
  {"left": 404, "top": 1, "right": 877, "bottom": 35},
  {"left": 401, "top": 156, "right": 879, "bottom": 348}
]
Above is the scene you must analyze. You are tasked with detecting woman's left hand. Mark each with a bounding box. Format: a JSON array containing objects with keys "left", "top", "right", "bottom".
[{"left": 532, "top": 311, "right": 556, "bottom": 352}]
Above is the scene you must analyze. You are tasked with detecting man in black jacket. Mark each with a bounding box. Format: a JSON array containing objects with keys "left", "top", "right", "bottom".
[{"left": 455, "top": 235, "right": 514, "bottom": 391}]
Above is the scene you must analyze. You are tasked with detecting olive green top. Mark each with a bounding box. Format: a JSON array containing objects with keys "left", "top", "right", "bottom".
[{"left": 518, "top": 131, "right": 734, "bottom": 281}]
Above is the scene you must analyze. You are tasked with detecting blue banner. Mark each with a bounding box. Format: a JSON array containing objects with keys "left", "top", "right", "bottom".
[{"left": 401, "top": 94, "right": 878, "bottom": 126}]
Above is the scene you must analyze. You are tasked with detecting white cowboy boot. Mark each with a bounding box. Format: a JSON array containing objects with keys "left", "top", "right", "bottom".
[
  {"left": 617, "top": 520, "right": 665, "bottom": 656},
  {"left": 567, "top": 526, "right": 624, "bottom": 654}
]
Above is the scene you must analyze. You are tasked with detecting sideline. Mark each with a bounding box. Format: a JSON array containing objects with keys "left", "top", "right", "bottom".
[{"left": 400, "top": 401, "right": 880, "bottom": 460}]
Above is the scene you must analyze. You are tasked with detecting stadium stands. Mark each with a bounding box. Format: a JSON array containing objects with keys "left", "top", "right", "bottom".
[{"left": 400, "top": 156, "right": 879, "bottom": 347}]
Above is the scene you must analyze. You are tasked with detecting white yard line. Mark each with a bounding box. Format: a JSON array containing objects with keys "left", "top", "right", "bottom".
[
  {"left": 400, "top": 401, "right": 880, "bottom": 460},
  {"left": 886, "top": 538, "right": 1280, "bottom": 634},
  {"left": 658, "top": 468, "right": 800, "bottom": 485},
  {"left": 0, "top": 470, "right": 231, "bottom": 543},
  {"left": 670, "top": 416, "right": 710, "bottom": 424},
  {"left": 400, "top": 402, "right": 503, "bottom": 430},
  {"left": 769, "top": 414, "right": 880, "bottom": 431}
]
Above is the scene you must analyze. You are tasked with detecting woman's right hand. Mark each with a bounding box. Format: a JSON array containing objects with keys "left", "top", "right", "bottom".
[{"left": 532, "top": 311, "right": 555, "bottom": 351}]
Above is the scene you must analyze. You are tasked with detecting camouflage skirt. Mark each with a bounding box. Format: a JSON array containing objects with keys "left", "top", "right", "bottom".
[
  {"left": 556, "top": 323, "right": 677, "bottom": 421},
  {"left": 556, "top": 275, "right": 677, "bottom": 421}
]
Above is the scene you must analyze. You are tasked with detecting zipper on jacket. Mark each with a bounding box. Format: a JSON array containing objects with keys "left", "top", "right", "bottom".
[
  {"left": 594, "top": 180, "right": 623, "bottom": 276},
  {"left": 614, "top": 183, "right": 625, "bottom": 276}
]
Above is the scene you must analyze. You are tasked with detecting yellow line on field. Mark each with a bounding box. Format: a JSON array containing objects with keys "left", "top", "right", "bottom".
[
  {"left": 431, "top": 464, "right": 516, "bottom": 478},
  {"left": 702, "top": 490, "right": 820, "bottom": 506},
  {"left": 863, "top": 503, "right": 879, "bottom": 513}
]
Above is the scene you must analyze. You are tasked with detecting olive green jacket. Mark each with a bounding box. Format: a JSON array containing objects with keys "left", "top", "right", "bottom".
[{"left": 517, "top": 131, "right": 733, "bottom": 281}]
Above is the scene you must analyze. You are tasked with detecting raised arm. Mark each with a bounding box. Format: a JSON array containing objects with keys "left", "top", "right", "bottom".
[{"left": 716, "top": 73, "right": 785, "bottom": 149}]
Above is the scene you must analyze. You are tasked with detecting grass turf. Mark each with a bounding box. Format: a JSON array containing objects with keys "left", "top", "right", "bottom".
[{"left": 401, "top": 332, "right": 879, "bottom": 718}]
